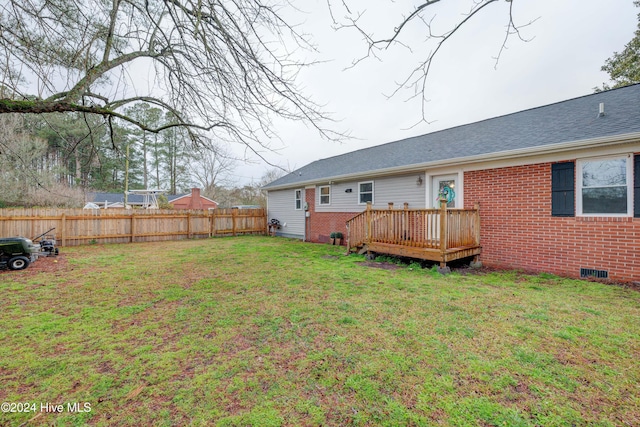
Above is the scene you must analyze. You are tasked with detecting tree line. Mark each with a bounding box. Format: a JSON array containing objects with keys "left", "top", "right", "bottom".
[{"left": 0, "top": 102, "right": 277, "bottom": 208}]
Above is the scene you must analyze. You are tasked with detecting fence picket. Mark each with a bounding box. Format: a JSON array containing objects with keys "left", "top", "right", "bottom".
[{"left": 0, "top": 208, "right": 267, "bottom": 246}]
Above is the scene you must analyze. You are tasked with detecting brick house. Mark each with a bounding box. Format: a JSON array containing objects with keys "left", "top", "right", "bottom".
[
  {"left": 263, "top": 84, "right": 640, "bottom": 283},
  {"left": 169, "top": 188, "right": 217, "bottom": 210}
]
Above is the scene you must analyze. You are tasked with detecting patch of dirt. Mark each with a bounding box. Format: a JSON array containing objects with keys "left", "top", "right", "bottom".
[
  {"left": 358, "top": 261, "right": 403, "bottom": 270},
  {"left": 450, "top": 265, "right": 501, "bottom": 276},
  {"left": 0, "top": 253, "right": 69, "bottom": 276},
  {"left": 358, "top": 259, "right": 640, "bottom": 292}
]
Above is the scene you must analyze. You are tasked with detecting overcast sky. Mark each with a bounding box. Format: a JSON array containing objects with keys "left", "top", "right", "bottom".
[{"left": 228, "top": 0, "right": 638, "bottom": 185}]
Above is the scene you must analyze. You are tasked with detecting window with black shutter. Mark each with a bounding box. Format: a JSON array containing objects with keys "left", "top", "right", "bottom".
[{"left": 552, "top": 162, "right": 575, "bottom": 217}]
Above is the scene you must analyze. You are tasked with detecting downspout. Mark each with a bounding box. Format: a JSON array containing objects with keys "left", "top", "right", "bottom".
[{"left": 304, "top": 203, "right": 308, "bottom": 242}]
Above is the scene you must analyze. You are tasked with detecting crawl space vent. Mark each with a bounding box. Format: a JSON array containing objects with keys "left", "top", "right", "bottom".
[{"left": 580, "top": 268, "right": 609, "bottom": 279}]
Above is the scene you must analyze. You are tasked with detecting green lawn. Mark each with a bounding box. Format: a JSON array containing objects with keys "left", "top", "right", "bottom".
[{"left": 1, "top": 236, "right": 638, "bottom": 426}]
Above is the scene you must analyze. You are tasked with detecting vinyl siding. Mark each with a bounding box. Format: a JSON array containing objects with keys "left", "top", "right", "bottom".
[
  {"left": 267, "top": 189, "right": 306, "bottom": 239},
  {"left": 314, "top": 174, "right": 427, "bottom": 213}
]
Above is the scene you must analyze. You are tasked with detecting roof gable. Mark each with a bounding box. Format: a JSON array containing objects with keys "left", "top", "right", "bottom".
[
  {"left": 168, "top": 193, "right": 217, "bottom": 204},
  {"left": 264, "top": 84, "right": 640, "bottom": 189}
]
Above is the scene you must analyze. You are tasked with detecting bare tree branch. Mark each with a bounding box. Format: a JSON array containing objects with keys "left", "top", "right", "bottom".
[
  {"left": 0, "top": 0, "right": 343, "bottom": 155},
  {"left": 331, "top": 0, "right": 536, "bottom": 123}
]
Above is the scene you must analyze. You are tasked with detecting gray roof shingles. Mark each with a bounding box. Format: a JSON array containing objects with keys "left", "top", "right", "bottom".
[
  {"left": 264, "top": 84, "right": 640, "bottom": 189},
  {"left": 88, "top": 192, "right": 187, "bottom": 204}
]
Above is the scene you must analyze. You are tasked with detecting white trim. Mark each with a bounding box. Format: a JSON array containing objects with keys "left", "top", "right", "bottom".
[
  {"left": 265, "top": 135, "right": 640, "bottom": 191},
  {"left": 429, "top": 173, "right": 462, "bottom": 208},
  {"left": 457, "top": 171, "right": 465, "bottom": 208},
  {"left": 318, "top": 185, "right": 331, "bottom": 206},
  {"left": 358, "top": 181, "right": 374, "bottom": 205},
  {"left": 576, "top": 154, "right": 633, "bottom": 217},
  {"left": 294, "top": 189, "right": 303, "bottom": 210}
]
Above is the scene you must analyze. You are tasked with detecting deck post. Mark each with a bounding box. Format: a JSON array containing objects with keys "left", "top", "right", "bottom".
[
  {"left": 366, "top": 202, "right": 372, "bottom": 245},
  {"left": 345, "top": 221, "right": 351, "bottom": 252},
  {"left": 403, "top": 203, "right": 409, "bottom": 244},
  {"left": 387, "top": 202, "right": 394, "bottom": 243},
  {"left": 439, "top": 199, "right": 447, "bottom": 268}
]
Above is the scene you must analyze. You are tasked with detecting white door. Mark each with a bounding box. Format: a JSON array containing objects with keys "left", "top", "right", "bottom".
[{"left": 432, "top": 174, "right": 458, "bottom": 208}]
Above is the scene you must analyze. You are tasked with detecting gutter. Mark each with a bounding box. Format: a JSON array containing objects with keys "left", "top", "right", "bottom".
[{"left": 264, "top": 132, "right": 640, "bottom": 191}]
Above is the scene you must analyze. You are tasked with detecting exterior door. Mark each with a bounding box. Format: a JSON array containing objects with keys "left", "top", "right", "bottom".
[{"left": 432, "top": 174, "right": 458, "bottom": 208}]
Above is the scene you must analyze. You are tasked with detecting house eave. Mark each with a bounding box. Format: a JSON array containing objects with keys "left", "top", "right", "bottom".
[{"left": 264, "top": 132, "right": 640, "bottom": 191}]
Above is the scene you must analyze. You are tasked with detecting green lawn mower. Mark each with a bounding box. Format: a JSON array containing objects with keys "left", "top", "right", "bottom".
[
  {"left": 0, "top": 228, "right": 59, "bottom": 271},
  {"left": 0, "top": 237, "right": 40, "bottom": 270}
]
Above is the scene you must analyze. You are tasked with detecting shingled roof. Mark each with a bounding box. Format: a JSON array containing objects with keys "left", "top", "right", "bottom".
[
  {"left": 264, "top": 84, "right": 640, "bottom": 190},
  {"left": 88, "top": 192, "right": 188, "bottom": 205}
]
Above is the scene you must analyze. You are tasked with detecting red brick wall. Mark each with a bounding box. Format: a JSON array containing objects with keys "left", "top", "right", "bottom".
[
  {"left": 171, "top": 188, "right": 217, "bottom": 210},
  {"left": 171, "top": 196, "right": 217, "bottom": 210},
  {"left": 305, "top": 187, "right": 354, "bottom": 244},
  {"left": 464, "top": 162, "right": 640, "bottom": 282},
  {"left": 310, "top": 212, "right": 356, "bottom": 244}
]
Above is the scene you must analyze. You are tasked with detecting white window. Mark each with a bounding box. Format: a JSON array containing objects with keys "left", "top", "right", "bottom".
[
  {"left": 319, "top": 185, "right": 331, "bottom": 205},
  {"left": 294, "top": 189, "right": 302, "bottom": 210},
  {"left": 577, "top": 155, "right": 632, "bottom": 216},
  {"left": 358, "top": 181, "right": 373, "bottom": 204}
]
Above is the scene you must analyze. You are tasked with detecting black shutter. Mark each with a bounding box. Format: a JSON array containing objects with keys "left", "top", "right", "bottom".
[
  {"left": 635, "top": 155, "right": 640, "bottom": 218},
  {"left": 552, "top": 162, "right": 575, "bottom": 217}
]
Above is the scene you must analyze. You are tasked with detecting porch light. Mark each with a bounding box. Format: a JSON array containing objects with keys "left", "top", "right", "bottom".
[{"left": 416, "top": 176, "right": 423, "bottom": 186}]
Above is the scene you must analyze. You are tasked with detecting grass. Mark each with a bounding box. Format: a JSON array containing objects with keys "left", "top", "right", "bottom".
[{"left": 0, "top": 236, "right": 639, "bottom": 426}]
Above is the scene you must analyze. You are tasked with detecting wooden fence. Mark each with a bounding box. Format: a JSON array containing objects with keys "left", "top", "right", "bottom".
[{"left": 0, "top": 208, "right": 267, "bottom": 247}]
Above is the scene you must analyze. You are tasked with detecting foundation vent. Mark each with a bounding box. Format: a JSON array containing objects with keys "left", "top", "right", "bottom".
[{"left": 580, "top": 268, "right": 609, "bottom": 279}]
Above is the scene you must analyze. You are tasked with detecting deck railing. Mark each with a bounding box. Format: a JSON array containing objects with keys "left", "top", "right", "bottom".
[{"left": 346, "top": 201, "right": 480, "bottom": 253}]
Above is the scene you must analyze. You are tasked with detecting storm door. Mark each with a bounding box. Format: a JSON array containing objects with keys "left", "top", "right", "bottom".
[{"left": 432, "top": 174, "right": 458, "bottom": 208}]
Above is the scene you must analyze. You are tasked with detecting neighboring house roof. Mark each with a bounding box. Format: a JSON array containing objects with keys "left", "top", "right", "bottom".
[
  {"left": 89, "top": 192, "right": 143, "bottom": 204},
  {"left": 88, "top": 192, "right": 213, "bottom": 204},
  {"left": 169, "top": 193, "right": 217, "bottom": 205},
  {"left": 264, "top": 84, "right": 640, "bottom": 190},
  {"left": 87, "top": 193, "right": 182, "bottom": 205}
]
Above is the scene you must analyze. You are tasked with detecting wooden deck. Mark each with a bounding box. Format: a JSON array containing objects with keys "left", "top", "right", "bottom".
[{"left": 346, "top": 202, "right": 481, "bottom": 268}]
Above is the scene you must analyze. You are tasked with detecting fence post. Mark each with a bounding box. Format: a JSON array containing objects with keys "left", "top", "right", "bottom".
[
  {"left": 30, "top": 208, "right": 34, "bottom": 240},
  {"left": 61, "top": 213, "right": 66, "bottom": 247},
  {"left": 130, "top": 212, "right": 136, "bottom": 243},
  {"left": 264, "top": 208, "right": 268, "bottom": 236},
  {"left": 209, "top": 210, "right": 214, "bottom": 237},
  {"left": 187, "top": 211, "right": 192, "bottom": 239},
  {"left": 232, "top": 208, "right": 237, "bottom": 237},
  {"left": 439, "top": 199, "right": 447, "bottom": 268}
]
